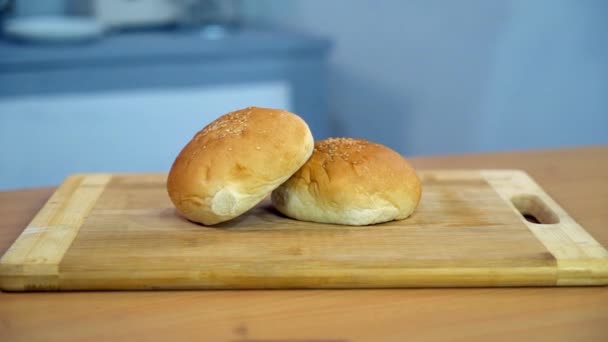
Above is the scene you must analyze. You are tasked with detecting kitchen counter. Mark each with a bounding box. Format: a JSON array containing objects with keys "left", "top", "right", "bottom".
[
  {"left": 1, "top": 146, "right": 607, "bottom": 341},
  {"left": 0, "top": 28, "right": 331, "bottom": 72}
]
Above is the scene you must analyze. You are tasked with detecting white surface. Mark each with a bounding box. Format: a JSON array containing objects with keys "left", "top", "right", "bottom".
[
  {"left": 93, "top": 0, "right": 179, "bottom": 28},
  {"left": 3, "top": 16, "right": 104, "bottom": 42},
  {"left": 0, "top": 82, "right": 291, "bottom": 190}
]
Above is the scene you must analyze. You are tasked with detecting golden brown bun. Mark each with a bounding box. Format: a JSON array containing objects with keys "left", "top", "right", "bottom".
[
  {"left": 167, "top": 107, "right": 314, "bottom": 225},
  {"left": 271, "top": 138, "right": 421, "bottom": 225}
]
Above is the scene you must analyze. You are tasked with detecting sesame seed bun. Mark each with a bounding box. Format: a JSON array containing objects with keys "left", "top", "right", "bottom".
[
  {"left": 271, "top": 138, "right": 421, "bottom": 225},
  {"left": 167, "top": 107, "right": 314, "bottom": 225}
]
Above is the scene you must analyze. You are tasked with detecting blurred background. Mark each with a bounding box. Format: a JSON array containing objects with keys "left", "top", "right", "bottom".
[{"left": 1, "top": 0, "right": 607, "bottom": 189}]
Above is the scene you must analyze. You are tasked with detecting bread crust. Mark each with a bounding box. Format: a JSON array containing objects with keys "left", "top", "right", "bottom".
[
  {"left": 272, "top": 138, "right": 421, "bottom": 225},
  {"left": 167, "top": 107, "right": 314, "bottom": 225}
]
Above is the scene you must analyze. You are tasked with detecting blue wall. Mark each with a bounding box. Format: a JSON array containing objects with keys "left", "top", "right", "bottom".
[
  {"left": 479, "top": 0, "right": 608, "bottom": 151},
  {"left": 245, "top": 0, "right": 608, "bottom": 155}
]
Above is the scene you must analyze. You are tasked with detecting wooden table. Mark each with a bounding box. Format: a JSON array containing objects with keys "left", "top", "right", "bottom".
[{"left": 1, "top": 146, "right": 607, "bottom": 341}]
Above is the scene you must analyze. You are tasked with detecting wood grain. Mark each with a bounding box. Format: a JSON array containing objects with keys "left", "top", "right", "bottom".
[
  {"left": 2, "top": 169, "right": 606, "bottom": 290},
  {"left": 484, "top": 170, "right": 608, "bottom": 285},
  {"left": 0, "top": 174, "right": 111, "bottom": 291},
  {"left": 1, "top": 146, "right": 607, "bottom": 341}
]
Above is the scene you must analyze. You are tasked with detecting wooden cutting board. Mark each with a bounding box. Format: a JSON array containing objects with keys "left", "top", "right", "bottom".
[{"left": 1, "top": 170, "right": 607, "bottom": 291}]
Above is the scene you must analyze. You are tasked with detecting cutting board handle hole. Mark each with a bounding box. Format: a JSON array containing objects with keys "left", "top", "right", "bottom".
[{"left": 511, "top": 195, "right": 560, "bottom": 224}]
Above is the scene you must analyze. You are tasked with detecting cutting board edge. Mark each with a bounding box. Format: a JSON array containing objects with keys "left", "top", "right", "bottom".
[
  {"left": 2, "top": 265, "right": 559, "bottom": 291},
  {"left": 0, "top": 173, "right": 112, "bottom": 291},
  {"left": 482, "top": 170, "right": 608, "bottom": 286}
]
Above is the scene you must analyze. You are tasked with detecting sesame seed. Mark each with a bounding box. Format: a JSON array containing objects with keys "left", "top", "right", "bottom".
[
  {"left": 198, "top": 108, "right": 252, "bottom": 139},
  {"left": 315, "top": 137, "right": 369, "bottom": 162}
]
